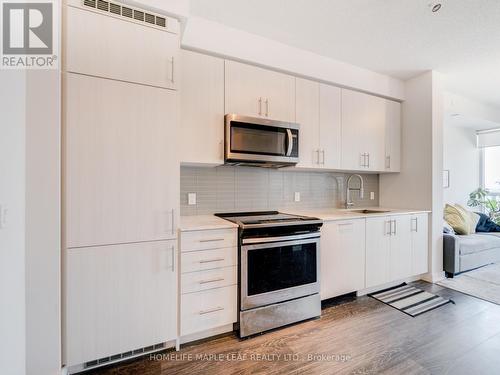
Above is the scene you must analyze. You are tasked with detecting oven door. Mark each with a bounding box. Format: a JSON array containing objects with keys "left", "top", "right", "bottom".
[
  {"left": 241, "top": 236, "right": 320, "bottom": 311},
  {"left": 225, "top": 114, "right": 299, "bottom": 165}
]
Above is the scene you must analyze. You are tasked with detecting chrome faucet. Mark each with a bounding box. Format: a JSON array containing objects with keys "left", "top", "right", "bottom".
[{"left": 345, "top": 174, "right": 364, "bottom": 209}]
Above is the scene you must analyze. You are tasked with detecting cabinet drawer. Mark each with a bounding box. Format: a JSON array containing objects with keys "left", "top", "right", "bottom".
[
  {"left": 181, "top": 247, "right": 237, "bottom": 274},
  {"left": 181, "top": 229, "right": 237, "bottom": 252},
  {"left": 181, "top": 285, "right": 237, "bottom": 336},
  {"left": 181, "top": 266, "right": 237, "bottom": 294}
]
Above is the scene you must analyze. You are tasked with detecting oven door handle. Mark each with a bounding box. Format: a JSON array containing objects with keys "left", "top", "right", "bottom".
[
  {"left": 242, "top": 236, "right": 320, "bottom": 251},
  {"left": 286, "top": 129, "right": 293, "bottom": 156},
  {"left": 242, "top": 232, "right": 320, "bottom": 245}
]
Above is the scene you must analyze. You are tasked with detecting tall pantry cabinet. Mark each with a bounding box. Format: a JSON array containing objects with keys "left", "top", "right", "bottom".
[{"left": 63, "top": 2, "right": 180, "bottom": 369}]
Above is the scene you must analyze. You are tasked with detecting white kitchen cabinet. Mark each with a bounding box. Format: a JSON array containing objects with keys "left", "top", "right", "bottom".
[
  {"left": 366, "top": 215, "right": 413, "bottom": 287},
  {"left": 411, "top": 213, "right": 429, "bottom": 275},
  {"left": 321, "top": 219, "right": 366, "bottom": 299},
  {"left": 365, "top": 216, "right": 391, "bottom": 288},
  {"left": 179, "top": 228, "right": 238, "bottom": 340},
  {"left": 389, "top": 215, "right": 412, "bottom": 281},
  {"left": 295, "top": 79, "right": 341, "bottom": 169},
  {"left": 180, "top": 50, "right": 225, "bottom": 165},
  {"left": 341, "top": 89, "right": 387, "bottom": 172},
  {"left": 65, "top": 5, "right": 179, "bottom": 89},
  {"left": 65, "top": 240, "right": 178, "bottom": 366},
  {"left": 225, "top": 60, "right": 295, "bottom": 122},
  {"left": 319, "top": 84, "right": 342, "bottom": 169},
  {"left": 385, "top": 100, "right": 401, "bottom": 172},
  {"left": 64, "top": 73, "right": 179, "bottom": 248},
  {"left": 296, "top": 78, "right": 320, "bottom": 167}
]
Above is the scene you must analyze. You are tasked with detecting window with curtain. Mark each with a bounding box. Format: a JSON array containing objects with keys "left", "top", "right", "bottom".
[{"left": 478, "top": 129, "right": 500, "bottom": 194}]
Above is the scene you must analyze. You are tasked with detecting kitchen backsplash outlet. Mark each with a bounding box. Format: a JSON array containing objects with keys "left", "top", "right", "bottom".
[{"left": 180, "top": 166, "right": 379, "bottom": 216}]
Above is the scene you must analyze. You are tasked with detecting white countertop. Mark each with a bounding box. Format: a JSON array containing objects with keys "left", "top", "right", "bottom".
[
  {"left": 179, "top": 215, "right": 239, "bottom": 232},
  {"left": 180, "top": 208, "right": 431, "bottom": 231},
  {"left": 283, "top": 208, "right": 431, "bottom": 221}
]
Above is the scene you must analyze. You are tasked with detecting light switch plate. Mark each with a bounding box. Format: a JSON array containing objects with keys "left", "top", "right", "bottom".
[
  {"left": 188, "top": 193, "right": 197, "bottom": 205},
  {"left": 370, "top": 192, "right": 375, "bottom": 200},
  {"left": 294, "top": 192, "right": 301, "bottom": 202}
]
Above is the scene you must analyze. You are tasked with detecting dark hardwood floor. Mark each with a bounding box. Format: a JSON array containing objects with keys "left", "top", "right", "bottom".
[{"left": 90, "top": 281, "right": 500, "bottom": 375}]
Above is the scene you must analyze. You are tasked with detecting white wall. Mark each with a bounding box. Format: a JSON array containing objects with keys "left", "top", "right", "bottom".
[
  {"left": 181, "top": 16, "right": 405, "bottom": 101},
  {"left": 380, "top": 71, "right": 445, "bottom": 282},
  {"left": 443, "top": 123, "right": 480, "bottom": 207},
  {"left": 0, "top": 72, "right": 26, "bottom": 375}
]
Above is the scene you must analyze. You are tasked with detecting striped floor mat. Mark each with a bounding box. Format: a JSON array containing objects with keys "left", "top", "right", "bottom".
[{"left": 369, "top": 283, "right": 453, "bottom": 317}]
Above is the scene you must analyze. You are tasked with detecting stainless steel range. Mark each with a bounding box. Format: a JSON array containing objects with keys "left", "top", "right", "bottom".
[{"left": 215, "top": 211, "right": 323, "bottom": 337}]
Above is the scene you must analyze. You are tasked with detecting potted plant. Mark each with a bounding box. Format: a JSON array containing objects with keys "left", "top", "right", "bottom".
[{"left": 468, "top": 188, "right": 500, "bottom": 224}]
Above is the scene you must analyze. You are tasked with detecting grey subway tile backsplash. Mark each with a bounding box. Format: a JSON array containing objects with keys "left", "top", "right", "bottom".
[{"left": 180, "top": 166, "right": 379, "bottom": 216}]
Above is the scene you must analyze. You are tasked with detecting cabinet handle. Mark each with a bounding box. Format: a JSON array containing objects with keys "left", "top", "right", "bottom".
[
  {"left": 411, "top": 217, "right": 418, "bottom": 232},
  {"left": 199, "top": 306, "right": 224, "bottom": 315},
  {"left": 265, "top": 98, "right": 269, "bottom": 117},
  {"left": 385, "top": 221, "right": 392, "bottom": 236},
  {"left": 199, "top": 277, "right": 224, "bottom": 285},
  {"left": 392, "top": 220, "right": 397, "bottom": 235},
  {"left": 199, "top": 258, "right": 225, "bottom": 264},
  {"left": 386, "top": 155, "right": 391, "bottom": 169},
  {"left": 199, "top": 238, "right": 225, "bottom": 243},
  {"left": 321, "top": 150, "right": 325, "bottom": 165},
  {"left": 258, "top": 97, "right": 262, "bottom": 115},
  {"left": 367, "top": 153, "right": 370, "bottom": 168},
  {"left": 360, "top": 153, "right": 365, "bottom": 167},
  {"left": 169, "top": 56, "right": 175, "bottom": 83},
  {"left": 171, "top": 245, "right": 175, "bottom": 272},
  {"left": 315, "top": 150, "right": 320, "bottom": 164}
]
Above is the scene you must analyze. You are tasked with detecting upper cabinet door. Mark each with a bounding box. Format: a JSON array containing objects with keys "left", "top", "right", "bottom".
[
  {"left": 385, "top": 100, "right": 401, "bottom": 172},
  {"left": 319, "top": 84, "right": 342, "bottom": 169},
  {"left": 180, "top": 50, "right": 225, "bottom": 165},
  {"left": 296, "top": 78, "right": 320, "bottom": 168},
  {"left": 65, "top": 73, "right": 179, "bottom": 248},
  {"left": 225, "top": 60, "right": 295, "bottom": 122},
  {"left": 65, "top": 6, "right": 179, "bottom": 89},
  {"left": 341, "top": 89, "right": 386, "bottom": 172}
]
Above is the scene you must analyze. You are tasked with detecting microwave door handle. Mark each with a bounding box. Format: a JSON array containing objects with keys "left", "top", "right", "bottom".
[{"left": 286, "top": 129, "right": 293, "bottom": 156}]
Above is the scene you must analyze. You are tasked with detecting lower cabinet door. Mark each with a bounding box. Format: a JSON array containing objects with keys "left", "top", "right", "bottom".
[
  {"left": 320, "top": 219, "right": 366, "bottom": 300},
  {"left": 365, "top": 217, "right": 391, "bottom": 288},
  {"left": 65, "top": 240, "right": 177, "bottom": 366},
  {"left": 411, "top": 213, "right": 429, "bottom": 275},
  {"left": 181, "top": 285, "right": 237, "bottom": 336},
  {"left": 389, "top": 215, "right": 412, "bottom": 281}
]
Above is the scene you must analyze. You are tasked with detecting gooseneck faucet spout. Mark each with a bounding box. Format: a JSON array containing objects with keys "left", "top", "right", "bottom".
[{"left": 345, "top": 174, "right": 364, "bottom": 209}]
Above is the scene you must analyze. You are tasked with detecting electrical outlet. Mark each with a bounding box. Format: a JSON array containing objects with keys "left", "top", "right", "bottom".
[
  {"left": 294, "top": 192, "right": 301, "bottom": 202},
  {"left": 370, "top": 192, "right": 375, "bottom": 200},
  {"left": 188, "top": 193, "right": 197, "bottom": 205}
]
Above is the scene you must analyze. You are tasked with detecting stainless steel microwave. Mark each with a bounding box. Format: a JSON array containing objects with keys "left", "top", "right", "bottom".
[{"left": 224, "top": 114, "right": 299, "bottom": 168}]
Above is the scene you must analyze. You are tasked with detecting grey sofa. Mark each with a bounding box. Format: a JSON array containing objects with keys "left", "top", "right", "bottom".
[{"left": 444, "top": 232, "right": 500, "bottom": 277}]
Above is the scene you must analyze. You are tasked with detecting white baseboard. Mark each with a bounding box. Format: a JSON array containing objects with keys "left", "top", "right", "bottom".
[{"left": 422, "top": 271, "right": 446, "bottom": 283}]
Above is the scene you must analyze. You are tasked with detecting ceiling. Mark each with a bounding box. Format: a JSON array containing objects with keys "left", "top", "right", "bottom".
[{"left": 190, "top": 0, "right": 500, "bottom": 108}]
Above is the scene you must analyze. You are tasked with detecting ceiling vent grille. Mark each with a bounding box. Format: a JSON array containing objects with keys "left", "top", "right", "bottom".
[
  {"left": 82, "top": 0, "right": 168, "bottom": 29},
  {"left": 84, "top": 342, "right": 166, "bottom": 370}
]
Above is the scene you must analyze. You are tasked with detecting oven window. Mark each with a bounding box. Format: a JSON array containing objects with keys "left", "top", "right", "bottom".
[
  {"left": 231, "top": 122, "right": 286, "bottom": 156},
  {"left": 247, "top": 242, "right": 317, "bottom": 296}
]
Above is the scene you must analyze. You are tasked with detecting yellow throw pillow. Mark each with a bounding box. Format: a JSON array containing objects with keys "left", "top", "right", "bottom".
[
  {"left": 444, "top": 204, "right": 471, "bottom": 235},
  {"left": 455, "top": 204, "right": 480, "bottom": 234}
]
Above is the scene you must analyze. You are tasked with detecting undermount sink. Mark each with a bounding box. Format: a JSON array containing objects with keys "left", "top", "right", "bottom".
[{"left": 349, "top": 209, "right": 391, "bottom": 214}]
